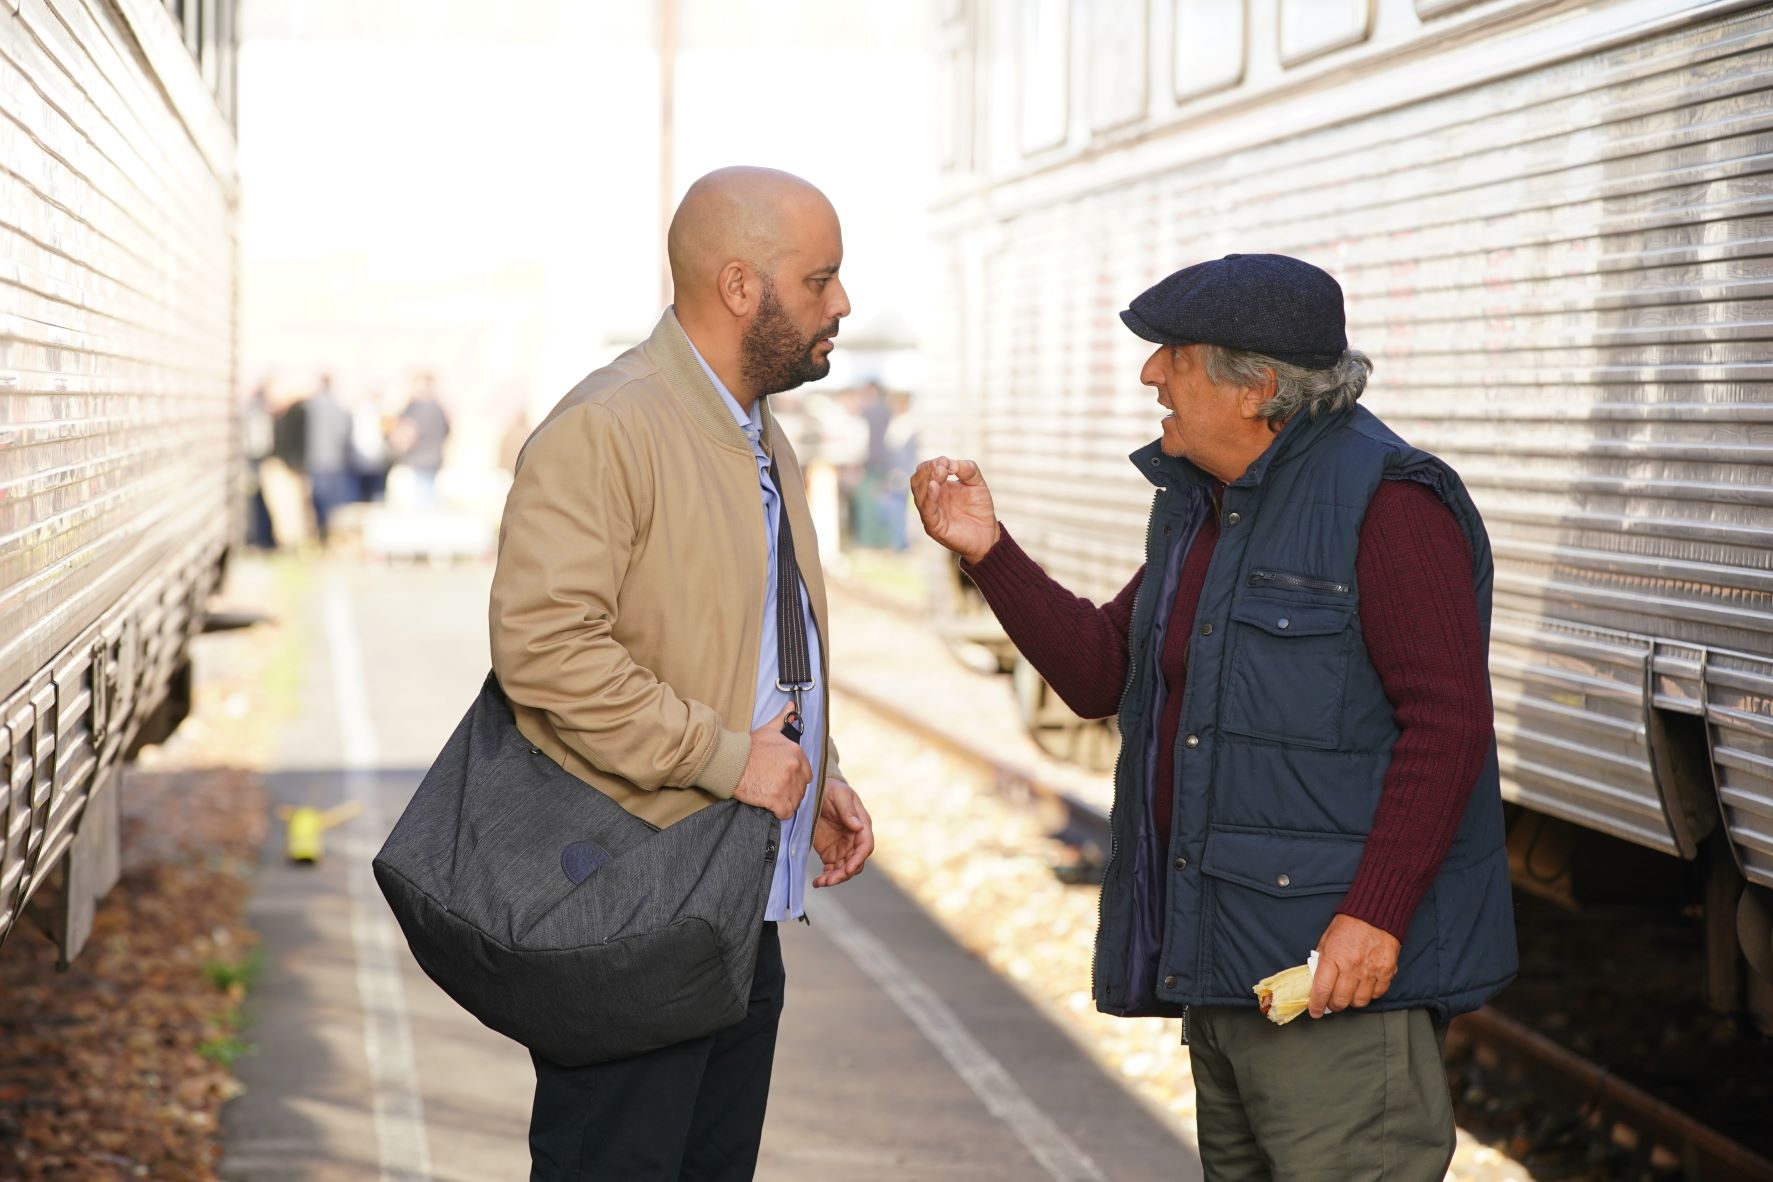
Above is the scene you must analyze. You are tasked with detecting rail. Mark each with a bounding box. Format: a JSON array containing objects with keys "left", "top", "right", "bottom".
[{"left": 1447, "top": 1007, "right": 1773, "bottom": 1181}]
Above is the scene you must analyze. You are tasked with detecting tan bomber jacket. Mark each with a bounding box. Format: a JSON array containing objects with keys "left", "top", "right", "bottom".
[{"left": 490, "top": 309, "right": 843, "bottom": 830}]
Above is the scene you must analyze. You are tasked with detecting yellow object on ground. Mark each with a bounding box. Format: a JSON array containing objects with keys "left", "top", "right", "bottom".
[{"left": 277, "top": 801, "right": 364, "bottom": 864}]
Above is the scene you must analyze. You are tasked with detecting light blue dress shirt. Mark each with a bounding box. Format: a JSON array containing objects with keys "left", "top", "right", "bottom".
[{"left": 686, "top": 340, "right": 824, "bottom": 922}]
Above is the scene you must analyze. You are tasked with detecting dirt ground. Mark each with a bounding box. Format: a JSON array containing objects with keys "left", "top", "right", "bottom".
[
  {"left": 0, "top": 560, "right": 302, "bottom": 1181},
  {"left": 0, "top": 769, "right": 267, "bottom": 1181}
]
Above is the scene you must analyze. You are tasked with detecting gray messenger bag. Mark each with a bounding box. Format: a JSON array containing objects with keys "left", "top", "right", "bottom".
[{"left": 372, "top": 673, "right": 779, "bottom": 1067}]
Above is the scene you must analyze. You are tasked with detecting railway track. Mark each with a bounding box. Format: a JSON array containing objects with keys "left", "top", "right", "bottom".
[
  {"left": 829, "top": 581, "right": 1773, "bottom": 1181},
  {"left": 1446, "top": 1008, "right": 1773, "bottom": 1181}
]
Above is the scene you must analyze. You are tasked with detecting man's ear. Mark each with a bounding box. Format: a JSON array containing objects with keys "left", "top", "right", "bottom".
[
  {"left": 1237, "top": 370, "right": 1276, "bottom": 421},
  {"left": 718, "top": 261, "right": 755, "bottom": 318}
]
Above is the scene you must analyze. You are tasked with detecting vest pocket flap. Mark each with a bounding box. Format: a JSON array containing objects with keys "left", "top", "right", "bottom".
[
  {"left": 1229, "top": 597, "right": 1353, "bottom": 638},
  {"left": 1199, "top": 828, "right": 1365, "bottom": 897}
]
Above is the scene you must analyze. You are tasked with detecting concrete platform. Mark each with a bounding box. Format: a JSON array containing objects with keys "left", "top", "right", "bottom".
[{"left": 218, "top": 562, "right": 1199, "bottom": 1181}]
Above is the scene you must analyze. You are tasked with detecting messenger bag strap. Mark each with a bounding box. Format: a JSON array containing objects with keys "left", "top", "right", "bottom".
[{"left": 767, "top": 453, "right": 815, "bottom": 700}]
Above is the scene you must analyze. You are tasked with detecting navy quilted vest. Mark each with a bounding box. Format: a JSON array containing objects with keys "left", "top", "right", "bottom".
[{"left": 1092, "top": 405, "right": 1517, "bottom": 1021}]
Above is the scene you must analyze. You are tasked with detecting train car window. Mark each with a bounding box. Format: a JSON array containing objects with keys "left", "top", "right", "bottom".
[
  {"left": 1017, "top": 0, "right": 1070, "bottom": 154},
  {"left": 216, "top": 0, "right": 238, "bottom": 124},
  {"left": 183, "top": 0, "right": 203, "bottom": 59},
  {"left": 200, "top": 0, "right": 221, "bottom": 89},
  {"left": 1089, "top": 0, "right": 1149, "bottom": 132},
  {"left": 160, "top": 0, "right": 236, "bottom": 94},
  {"left": 1279, "top": 0, "right": 1372, "bottom": 65},
  {"left": 1173, "top": 0, "right": 1246, "bottom": 98}
]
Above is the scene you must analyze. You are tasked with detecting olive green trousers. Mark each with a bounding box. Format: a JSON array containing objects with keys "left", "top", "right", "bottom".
[{"left": 1186, "top": 1006, "right": 1455, "bottom": 1181}]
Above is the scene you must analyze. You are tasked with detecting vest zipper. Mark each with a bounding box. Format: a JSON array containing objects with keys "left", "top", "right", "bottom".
[
  {"left": 1092, "top": 489, "right": 1161, "bottom": 1006},
  {"left": 1248, "top": 569, "right": 1350, "bottom": 595}
]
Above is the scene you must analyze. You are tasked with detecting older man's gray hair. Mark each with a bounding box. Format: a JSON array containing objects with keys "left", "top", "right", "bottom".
[{"left": 1199, "top": 345, "right": 1373, "bottom": 426}]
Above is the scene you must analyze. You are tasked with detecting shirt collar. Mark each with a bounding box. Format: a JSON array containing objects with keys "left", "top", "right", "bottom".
[{"left": 684, "top": 335, "right": 762, "bottom": 441}]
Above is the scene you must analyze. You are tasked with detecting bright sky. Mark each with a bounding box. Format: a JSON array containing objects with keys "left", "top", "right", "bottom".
[{"left": 236, "top": 0, "right": 934, "bottom": 435}]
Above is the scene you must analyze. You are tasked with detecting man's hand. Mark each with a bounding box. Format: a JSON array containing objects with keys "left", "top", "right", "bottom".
[
  {"left": 911, "top": 456, "right": 1000, "bottom": 565},
  {"left": 734, "top": 704, "right": 812, "bottom": 820},
  {"left": 812, "top": 779, "right": 874, "bottom": 888},
  {"left": 1309, "top": 913, "right": 1400, "bottom": 1018}
]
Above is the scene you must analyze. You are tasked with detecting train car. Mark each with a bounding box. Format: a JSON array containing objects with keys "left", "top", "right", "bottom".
[
  {"left": 0, "top": 0, "right": 239, "bottom": 964},
  {"left": 926, "top": 0, "right": 1773, "bottom": 1028}
]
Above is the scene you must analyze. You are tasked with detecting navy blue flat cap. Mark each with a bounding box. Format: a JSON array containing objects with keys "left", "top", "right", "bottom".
[{"left": 1120, "top": 253, "right": 1347, "bottom": 369}]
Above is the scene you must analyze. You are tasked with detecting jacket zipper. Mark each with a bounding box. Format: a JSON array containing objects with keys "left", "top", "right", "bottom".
[
  {"left": 1092, "top": 489, "right": 1161, "bottom": 1006},
  {"left": 1248, "top": 569, "right": 1349, "bottom": 595}
]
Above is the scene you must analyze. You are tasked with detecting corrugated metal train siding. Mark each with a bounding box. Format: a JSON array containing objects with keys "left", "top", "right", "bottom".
[
  {"left": 0, "top": 0, "right": 235, "bottom": 943},
  {"left": 944, "top": 3, "right": 1773, "bottom": 882}
]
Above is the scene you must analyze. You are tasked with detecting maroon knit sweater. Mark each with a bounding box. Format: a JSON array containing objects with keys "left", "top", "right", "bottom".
[{"left": 961, "top": 479, "right": 1493, "bottom": 941}]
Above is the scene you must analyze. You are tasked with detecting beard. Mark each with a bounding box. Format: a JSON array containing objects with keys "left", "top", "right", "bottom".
[{"left": 740, "top": 279, "right": 837, "bottom": 397}]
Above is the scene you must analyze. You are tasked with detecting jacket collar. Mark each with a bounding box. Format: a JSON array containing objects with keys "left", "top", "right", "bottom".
[
  {"left": 645, "top": 307, "right": 776, "bottom": 455},
  {"left": 1130, "top": 439, "right": 1206, "bottom": 490},
  {"left": 1128, "top": 405, "right": 1355, "bottom": 490}
]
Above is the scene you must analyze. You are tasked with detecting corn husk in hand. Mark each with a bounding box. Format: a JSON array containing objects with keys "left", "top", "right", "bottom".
[{"left": 1252, "top": 951, "right": 1318, "bottom": 1025}]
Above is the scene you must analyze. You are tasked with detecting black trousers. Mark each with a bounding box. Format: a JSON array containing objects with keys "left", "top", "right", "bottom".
[{"left": 528, "top": 923, "right": 786, "bottom": 1181}]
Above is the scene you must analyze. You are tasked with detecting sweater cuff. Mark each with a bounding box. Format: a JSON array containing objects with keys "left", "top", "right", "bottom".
[
  {"left": 958, "top": 524, "right": 1036, "bottom": 592},
  {"left": 1336, "top": 868, "right": 1426, "bottom": 944},
  {"left": 693, "top": 728, "right": 751, "bottom": 798}
]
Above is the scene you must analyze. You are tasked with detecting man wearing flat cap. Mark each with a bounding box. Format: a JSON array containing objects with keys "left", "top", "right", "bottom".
[{"left": 914, "top": 254, "right": 1516, "bottom": 1178}]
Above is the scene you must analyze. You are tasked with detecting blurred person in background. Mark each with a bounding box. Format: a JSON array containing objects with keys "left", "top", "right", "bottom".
[
  {"left": 270, "top": 383, "right": 306, "bottom": 472},
  {"left": 302, "top": 373, "right": 354, "bottom": 545},
  {"left": 491, "top": 166, "right": 875, "bottom": 1182},
  {"left": 392, "top": 371, "right": 451, "bottom": 507},
  {"left": 851, "top": 379, "right": 893, "bottom": 548},
  {"left": 266, "top": 382, "right": 310, "bottom": 547},
  {"left": 878, "top": 389, "right": 918, "bottom": 551},
  {"left": 242, "top": 382, "right": 277, "bottom": 548},
  {"left": 913, "top": 254, "right": 1515, "bottom": 1181},
  {"left": 812, "top": 384, "right": 869, "bottom": 554},
  {"left": 348, "top": 392, "right": 392, "bottom": 503}
]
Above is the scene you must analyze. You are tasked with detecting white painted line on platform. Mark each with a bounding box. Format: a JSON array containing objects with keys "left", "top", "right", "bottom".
[
  {"left": 814, "top": 894, "right": 1109, "bottom": 1182},
  {"left": 325, "top": 576, "right": 435, "bottom": 1182}
]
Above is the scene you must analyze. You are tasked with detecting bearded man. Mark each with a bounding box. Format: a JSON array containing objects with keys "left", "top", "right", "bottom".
[
  {"left": 491, "top": 166, "right": 874, "bottom": 1181},
  {"left": 914, "top": 254, "right": 1516, "bottom": 1179}
]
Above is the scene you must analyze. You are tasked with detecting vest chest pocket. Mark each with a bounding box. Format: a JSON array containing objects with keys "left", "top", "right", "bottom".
[{"left": 1220, "top": 596, "right": 1356, "bottom": 749}]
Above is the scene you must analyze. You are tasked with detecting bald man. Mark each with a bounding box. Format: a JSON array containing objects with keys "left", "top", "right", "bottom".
[{"left": 491, "top": 167, "right": 873, "bottom": 1180}]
